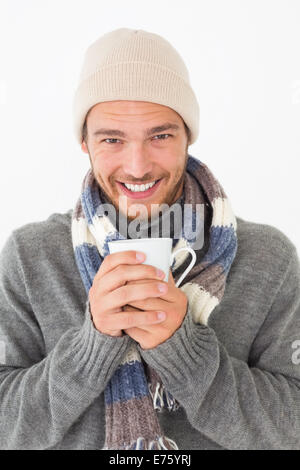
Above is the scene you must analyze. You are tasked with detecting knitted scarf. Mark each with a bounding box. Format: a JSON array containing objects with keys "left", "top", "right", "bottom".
[{"left": 71, "top": 154, "right": 238, "bottom": 450}]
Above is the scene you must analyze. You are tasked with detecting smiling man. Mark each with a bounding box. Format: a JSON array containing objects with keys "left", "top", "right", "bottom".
[
  {"left": 81, "top": 100, "right": 190, "bottom": 228},
  {"left": 1, "top": 28, "right": 300, "bottom": 451},
  {"left": 81, "top": 100, "right": 190, "bottom": 221}
]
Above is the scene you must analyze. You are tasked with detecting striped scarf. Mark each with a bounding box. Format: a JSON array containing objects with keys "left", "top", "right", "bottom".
[{"left": 71, "top": 154, "right": 238, "bottom": 449}]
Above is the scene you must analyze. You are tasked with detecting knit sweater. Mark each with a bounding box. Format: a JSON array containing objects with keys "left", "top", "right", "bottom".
[{"left": 0, "top": 209, "right": 300, "bottom": 450}]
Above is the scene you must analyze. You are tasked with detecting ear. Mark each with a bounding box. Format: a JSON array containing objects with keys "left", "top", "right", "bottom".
[{"left": 81, "top": 140, "right": 89, "bottom": 154}]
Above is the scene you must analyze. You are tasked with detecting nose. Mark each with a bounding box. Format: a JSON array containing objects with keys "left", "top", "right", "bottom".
[{"left": 122, "top": 146, "right": 153, "bottom": 179}]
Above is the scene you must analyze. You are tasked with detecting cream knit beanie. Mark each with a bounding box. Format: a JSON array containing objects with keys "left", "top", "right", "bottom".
[{"left": 72, "top": 28, "right": 199, "bottom": 145}]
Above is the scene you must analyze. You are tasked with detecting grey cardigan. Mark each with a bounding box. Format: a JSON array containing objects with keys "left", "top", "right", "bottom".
[{"left": 0, "top": 209, "right": 300, "bottom": 449}]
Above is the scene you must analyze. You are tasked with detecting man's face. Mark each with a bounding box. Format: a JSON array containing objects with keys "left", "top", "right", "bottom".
[{"left": 81, "top": 100, "right": 189, "bottom": 221}]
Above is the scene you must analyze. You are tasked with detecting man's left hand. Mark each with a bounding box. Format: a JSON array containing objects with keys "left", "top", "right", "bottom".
[{"left": 122, "top": 269, "right": 188, "bottom": 350}]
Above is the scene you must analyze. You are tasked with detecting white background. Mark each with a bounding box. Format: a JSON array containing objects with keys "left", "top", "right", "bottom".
[{"left": 0, "top": 0, "right": 299, "bottom": 253}]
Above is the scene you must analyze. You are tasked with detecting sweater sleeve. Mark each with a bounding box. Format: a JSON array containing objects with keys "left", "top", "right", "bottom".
[
  {"left": 0, "top": 233, "right": 132, "bottom": 450},
  {"left": 137, "top": 245, "right": 300, "bottom": 449}
]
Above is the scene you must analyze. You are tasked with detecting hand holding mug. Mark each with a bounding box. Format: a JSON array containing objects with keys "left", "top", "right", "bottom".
[
  {"left": 108, "top": 238, "right": 196, "bottom": 349},
  {"left": 122, "top": 268, "right": 189, "bottom": 350},
  {"left": 88, "top": 250, "right": 172, "bottom": 338}
]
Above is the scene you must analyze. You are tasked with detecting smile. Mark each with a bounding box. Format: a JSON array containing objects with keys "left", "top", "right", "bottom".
[{"left": 116, "top": 179, "right": 163, "bottom": 199}]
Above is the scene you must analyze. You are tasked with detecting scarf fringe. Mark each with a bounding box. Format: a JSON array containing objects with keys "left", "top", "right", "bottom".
[
  {"left": 103, "top": 435, "right": 179, "bottom": 450},
  {"left": 149, "top": 381, "right": 180, "bottom": 412}
]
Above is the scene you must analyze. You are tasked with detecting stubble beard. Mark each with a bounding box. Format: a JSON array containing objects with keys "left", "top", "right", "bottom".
[{"left": 87, "top": 149, "right": 188, "bottom": 223}]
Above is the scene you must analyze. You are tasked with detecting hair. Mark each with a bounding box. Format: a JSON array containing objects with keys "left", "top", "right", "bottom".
[{"left": 81, "top": 112, "right": 191, "bottom": 146}]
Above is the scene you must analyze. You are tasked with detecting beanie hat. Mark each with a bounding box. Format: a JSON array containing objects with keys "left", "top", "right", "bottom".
[{"left": 72, "top": 28, "right": 200, "bottom": 145}]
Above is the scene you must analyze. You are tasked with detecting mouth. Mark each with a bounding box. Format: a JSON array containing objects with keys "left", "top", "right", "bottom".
[{"left": 116, "top": 178, "right": 163, "bottom": 199}]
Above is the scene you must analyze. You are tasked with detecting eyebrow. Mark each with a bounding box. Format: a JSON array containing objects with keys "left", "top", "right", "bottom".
[{"left": 92, "top": 122, "right": 180, "bottom": 138}]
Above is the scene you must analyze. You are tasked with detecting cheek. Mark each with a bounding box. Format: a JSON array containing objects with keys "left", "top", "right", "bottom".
[
  {"left": 163, "top": 157, "right": 184, "bottom": 177},
  {"left": 156, "top": 152, "right": 176, "bottom": 170},
  {"left": 93, "top": 154, "right": 118, "bottom": 181}
]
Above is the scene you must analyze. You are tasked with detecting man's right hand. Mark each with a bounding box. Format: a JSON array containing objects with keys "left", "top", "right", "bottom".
[{"left": 88, "top": 250, "right": 167, "bottom": 337}]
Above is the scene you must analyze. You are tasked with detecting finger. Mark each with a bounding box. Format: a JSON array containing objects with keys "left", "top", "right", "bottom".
[
  {"left": 102, "top": 280, "right": 168, "bottom": 312},
  {"left": 123, "top": 327, "right": 151, "bottom": 345},
  {"left": 122, "top": 304, "right": 143, "bottom": 312},
  {"left": 100, "top": 263, "right": 166, "bottom": 295},
  {"left": 126, "top": 277, "right": 176, "bottom": 302},
  {"left": 98, "top": 309, "right": 166, "bottom": 332},
  {"left": 94, "top": 250, "right": 147, "bottom": 282},
  {"left": 125, "top": 297, "right": 171, "bottom": 311}
]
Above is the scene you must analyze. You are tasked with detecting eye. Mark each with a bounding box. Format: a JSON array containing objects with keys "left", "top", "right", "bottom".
[
  {"left": 103, "top": 138, "right": 121, "bottom": 144},
  {"left": 153, "top": 134, "right": 172, "bottom": 140},
  {"left": 101, "top": 134, "right": 172, "bottom": 144}
]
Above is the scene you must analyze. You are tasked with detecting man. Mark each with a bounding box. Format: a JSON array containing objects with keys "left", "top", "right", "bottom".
[{"left": 0, "top": 28, "right": 300, "bottom": 450}]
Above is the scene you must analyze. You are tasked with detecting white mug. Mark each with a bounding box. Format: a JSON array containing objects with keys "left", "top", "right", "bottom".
[{"left": 108, "top": 237, "right": 196, "bottom": 287}]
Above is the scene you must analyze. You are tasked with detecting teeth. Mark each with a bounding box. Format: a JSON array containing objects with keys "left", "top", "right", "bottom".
[{"left": 124, "top": 181, "right": 156, "bottom": 192}]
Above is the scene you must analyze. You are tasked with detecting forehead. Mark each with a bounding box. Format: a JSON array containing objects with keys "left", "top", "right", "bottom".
[
  {"left": 87, "top": 100, "right": 182, "bottom": 124},
  {"left": 86, "top": 101, "right": 184, "bottom": 138},
  {"left": 92, "top": 122, "right": 181, "bottom": 139}
]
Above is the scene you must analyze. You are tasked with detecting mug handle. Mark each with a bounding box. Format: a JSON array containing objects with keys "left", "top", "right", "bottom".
[{"left": 170, "top": 247, "right": 197, "bottom": 287}]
